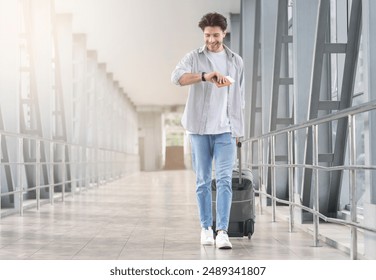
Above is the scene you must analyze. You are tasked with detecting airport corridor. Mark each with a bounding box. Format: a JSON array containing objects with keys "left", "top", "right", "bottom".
[{"left": 0, "top": 170, "right": 350, "bottom": 260}]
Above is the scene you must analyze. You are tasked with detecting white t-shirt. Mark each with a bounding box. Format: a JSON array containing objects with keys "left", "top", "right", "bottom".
[{"left": 204, "top": 50, "right": 231, "bottom": 134}]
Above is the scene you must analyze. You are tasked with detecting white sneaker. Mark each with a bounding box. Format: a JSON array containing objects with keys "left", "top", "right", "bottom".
[
  {"left": 215, "top": 230, "right": 232, "bottom": 249},
  {"left": 201, "top": 227, "right": 215, "bottom": 245}
]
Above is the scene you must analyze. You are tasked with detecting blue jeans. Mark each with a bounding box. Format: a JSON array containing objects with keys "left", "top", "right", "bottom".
[{"left": 190, "top": 133, "right": 236, "bottom": 231}]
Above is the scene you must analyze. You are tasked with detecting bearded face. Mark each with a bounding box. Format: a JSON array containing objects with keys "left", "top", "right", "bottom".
[{"left": 203, "top": 26, "right": 226, "bottom": 53}]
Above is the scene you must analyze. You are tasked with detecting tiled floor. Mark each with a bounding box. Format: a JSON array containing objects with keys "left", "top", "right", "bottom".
[{"left": 0, "top": 170, "right": 352, "bottom": 260}]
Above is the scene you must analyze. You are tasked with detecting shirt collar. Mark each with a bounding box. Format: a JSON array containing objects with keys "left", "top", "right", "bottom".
[{"left": 199, "top": 44, "right": 235, "bottom": 58}]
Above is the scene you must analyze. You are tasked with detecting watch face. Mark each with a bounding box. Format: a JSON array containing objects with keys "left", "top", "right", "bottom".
[{"left": 202, "top": 72, "right": 206, "bottom": 81}]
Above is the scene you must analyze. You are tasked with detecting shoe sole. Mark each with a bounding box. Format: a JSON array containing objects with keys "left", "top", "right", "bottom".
[
  {"left": 217, "top": 245, "right": 232, "bottom": 249},
  {"left": 216, "top": 241, "right": 233, "bottom": 249}
]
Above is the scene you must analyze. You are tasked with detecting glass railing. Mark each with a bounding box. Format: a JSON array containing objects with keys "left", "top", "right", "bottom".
[
  {"left": 242, "top": 99, "right": 376, "bottom": 260},
  {"left": 0, "top": 131, "right": 138, "bottom": 217}
]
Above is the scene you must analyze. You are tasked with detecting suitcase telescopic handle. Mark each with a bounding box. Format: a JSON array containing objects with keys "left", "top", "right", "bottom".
[{"left": 237, "top": 141, "right": 242, "bottom": 184}]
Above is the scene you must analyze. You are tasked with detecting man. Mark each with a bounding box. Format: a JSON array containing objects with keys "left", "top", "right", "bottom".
[{"left": 171, "top": 12, "right": 244, "bottom": 249}]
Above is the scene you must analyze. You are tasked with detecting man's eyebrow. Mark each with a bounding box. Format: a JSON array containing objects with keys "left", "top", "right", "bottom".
[{"left": 204, "top": 32, "right": 221, "bottom": 36}]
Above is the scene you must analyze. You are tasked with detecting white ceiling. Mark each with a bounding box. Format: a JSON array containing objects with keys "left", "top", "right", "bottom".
[{"left": 55, "top": 0, "right": 241, "bottom": 108}]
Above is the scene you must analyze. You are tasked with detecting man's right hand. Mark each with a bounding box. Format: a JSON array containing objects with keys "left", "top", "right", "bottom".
[{"left": 206, "top": 71, "right": 228, "bottom": 85}]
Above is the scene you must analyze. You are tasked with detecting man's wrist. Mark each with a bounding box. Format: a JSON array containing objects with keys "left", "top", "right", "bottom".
[{"left": 201, "top": 72, "right": 206, "bottom": 82}]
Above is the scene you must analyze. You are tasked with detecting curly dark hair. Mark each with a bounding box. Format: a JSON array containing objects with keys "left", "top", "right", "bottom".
[{"left": 198, "top": 12, "right": 227, "bottom": 31}]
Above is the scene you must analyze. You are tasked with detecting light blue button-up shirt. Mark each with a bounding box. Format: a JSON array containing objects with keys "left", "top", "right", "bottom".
[{"left": 171, "top": 45, "right": 245, "bottom": 137}]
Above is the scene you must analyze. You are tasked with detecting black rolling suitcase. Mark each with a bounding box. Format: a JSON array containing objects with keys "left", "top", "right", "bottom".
[{"left": 211, "top": 141, "right": 255, "bottom": 239}]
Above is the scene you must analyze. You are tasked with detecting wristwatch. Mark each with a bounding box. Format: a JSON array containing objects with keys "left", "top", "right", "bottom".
[{"left": 201, "top": 72, "right": 206, "bottom": 82}]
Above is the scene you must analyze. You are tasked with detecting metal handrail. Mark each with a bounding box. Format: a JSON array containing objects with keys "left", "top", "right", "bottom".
[
  {"left": 244, "top": 100, "right": 376, "bottom": 143},
  {"left": 258, "top": 190, "right": 376, "bottom": 233},
  {"left": 243, "top": 99, "right": 376, "bottom": 260},
  {"left": 0, "top": 130, "right": 134, "bottom": 216}
]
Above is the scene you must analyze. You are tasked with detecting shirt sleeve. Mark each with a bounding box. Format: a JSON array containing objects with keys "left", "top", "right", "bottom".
[{"left": 171, "top": 51, "right": 193, "bottom": 86}]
